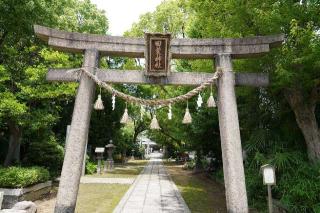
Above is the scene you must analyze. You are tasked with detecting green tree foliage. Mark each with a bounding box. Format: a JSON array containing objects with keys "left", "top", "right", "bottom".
[
  {"left": 0, "top": 0, "right": 108, "bottom": 166},
  {"left": 125, "top": 0, "right": 187, "bottom": 37},
  {"left": 23, "top": 133, "right": 64, "bottom": 176}
]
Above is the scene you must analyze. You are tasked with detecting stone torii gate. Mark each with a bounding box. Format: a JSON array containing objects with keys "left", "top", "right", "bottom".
[{"left": 34, "top": 25, "right": 283, "bottom": 213}]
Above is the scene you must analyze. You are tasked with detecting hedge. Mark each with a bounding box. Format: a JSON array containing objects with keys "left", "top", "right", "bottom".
[{"left": 0, "top": 166, "right": 50, "bottom": 188}]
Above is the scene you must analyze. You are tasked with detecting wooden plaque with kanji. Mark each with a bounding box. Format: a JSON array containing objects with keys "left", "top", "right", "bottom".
[{"left": 145, "top": 33, "right": 171, "bottom": 77}]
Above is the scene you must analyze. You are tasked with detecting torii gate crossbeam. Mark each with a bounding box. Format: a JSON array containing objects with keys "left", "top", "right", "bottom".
[{"left": 34, "top": 25, "right": 284, "bottom": 213}]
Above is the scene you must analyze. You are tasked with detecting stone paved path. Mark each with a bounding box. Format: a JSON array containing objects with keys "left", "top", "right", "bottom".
[{"left": 113, "top": 154, "right": 190, "bottom": 213}]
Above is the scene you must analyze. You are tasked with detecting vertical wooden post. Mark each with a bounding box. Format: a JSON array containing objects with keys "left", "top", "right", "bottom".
[
  {"left": 215, "top": 54, "right": 248, "bottom": 212},
  {"left": 54, "top": 49, "right": 99, "bottom": 213},
  {"left": 268, "top": 185, "right": 273, "bottom": 213}
]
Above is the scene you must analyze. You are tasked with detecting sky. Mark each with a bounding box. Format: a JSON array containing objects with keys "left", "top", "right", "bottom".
[{"left": 91, "top": 0, "right": 163, "bottom": 36}]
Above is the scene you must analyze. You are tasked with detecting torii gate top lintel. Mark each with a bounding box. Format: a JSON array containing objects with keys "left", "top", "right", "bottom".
[{"left": 34, "top": 25, "right": 284, "bottom": 59}]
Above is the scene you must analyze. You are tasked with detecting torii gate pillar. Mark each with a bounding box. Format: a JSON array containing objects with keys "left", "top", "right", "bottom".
[
  {"left": 216, "top": 54, "right": 248, "bottom": 212},
  {"left": 54, "top": 49, "right": 99, "bottom": 213}
]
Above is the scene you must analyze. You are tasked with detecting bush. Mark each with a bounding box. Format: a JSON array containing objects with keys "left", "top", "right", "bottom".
[
  {"left": 183, "top": 160, "right": 195, "bottom": 170},
  {"left": 277, "top": 163, "right": 320, "bottom": 212},
  {"left": 23, "top": 135, "right": 64, "bottom": 176},
  {"left": 245, "top": 159, "right": 320, "bottom": 212},
  {"left": 85, "top": 161, "right": 97, "bottom": 174},
  {"left": 245, "top": 167, "right": 267, "bottom": 210},
  {"left": 0, "top": 166, "right": 50, "bottom": 188}
]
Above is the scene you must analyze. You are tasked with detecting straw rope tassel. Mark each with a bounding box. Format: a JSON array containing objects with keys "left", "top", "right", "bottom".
[
  {"left": 150, "top": 114, "right": 161, "bottom": 130},
  {"left": 207, "top": 85, "right": 216, "bottom": 108},
  {"left": 120, "top": 104, "right": 130, "bottom": 124},
  {"left": 94, "top": 88, "right": 104, "bottom": 110},
  {"left": 182, "top": 102, "right": 192, "bottom": 124}
]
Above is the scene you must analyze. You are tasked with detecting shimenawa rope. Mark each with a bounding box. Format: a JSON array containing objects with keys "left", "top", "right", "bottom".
[{"left": 69, "top": 67, "right": 222, "bottom": 107}]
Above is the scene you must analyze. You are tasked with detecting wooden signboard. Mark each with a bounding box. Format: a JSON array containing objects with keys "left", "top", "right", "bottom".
[
  {"left": 95, "top": 147, "right": 105, "bottom": 153},
  {"left": 261, "top": 164, "right": 276, "bottom": 185},
  {"left": 145, "top": 33, "right": 171, "bottom": 77}
]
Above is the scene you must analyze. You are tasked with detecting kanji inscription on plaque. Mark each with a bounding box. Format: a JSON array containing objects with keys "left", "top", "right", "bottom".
[{"left": 145, "top": 33, "right": 171, "bottom": 77}]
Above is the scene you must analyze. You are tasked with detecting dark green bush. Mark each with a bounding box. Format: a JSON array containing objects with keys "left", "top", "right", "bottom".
[
  {"left": 244, "top": 154, "right": 320, "bottom": 212},
  {"left": 277, "top": 163, "right": 320, "bottom": 212},
  {"left": 245, "top": 167, "right": 268, "bottom": 210},
  {"left": 0, "top": 166, "right": 50, "bottom": 188},
  {"left": 23, "top": 135, "right": 64, "bottom": 176}
]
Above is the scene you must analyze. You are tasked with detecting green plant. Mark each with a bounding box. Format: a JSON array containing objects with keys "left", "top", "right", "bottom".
[
  {"left": 277, "top": 163, "right": 320, "bottom": 212},
  {"left": 0, "top": 166, "right": 50, "bottom": 188},
  {"left": 244, "top": 157, "right": 320, "bottom": 212},
  {"left": 85, "top": 161, "right": 97, "bottom": 175},
  {"left": 183, "top": 160, "right": 195, "bottom": 170},
  {"left": 245, "top": 167, "right": 267, "bottom": 210}
]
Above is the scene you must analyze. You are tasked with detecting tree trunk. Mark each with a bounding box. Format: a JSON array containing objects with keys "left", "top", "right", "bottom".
[
  {"left": 4, "top": 120, "right": 22, "bottom": 166},
  {"left": 284, "top": 88, "right": 320, "bottom": 162},
  {"left": 133, "top": 131, "right": 139, "bottom": 145}
]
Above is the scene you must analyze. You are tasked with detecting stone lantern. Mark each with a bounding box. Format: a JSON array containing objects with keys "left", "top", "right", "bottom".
[{"left": 104, "top": 140, "right": 116, "bottom": 172}]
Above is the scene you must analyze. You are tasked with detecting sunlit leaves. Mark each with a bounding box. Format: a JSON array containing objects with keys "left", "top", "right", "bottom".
[
  {"left": 0, "top": 65, "right": 9, "bottom": 83},
  {"left": 0, "top": 92, "right": 27, "bottom": 120},
  {"left": 125, "top": 0, "right": 186, "bottom": 38},
  {"left": 276, "top": 19, "right": 320, "bottom": 89},
  {"left": 40, "top": 49, "right": 70, "bottom": 66}
]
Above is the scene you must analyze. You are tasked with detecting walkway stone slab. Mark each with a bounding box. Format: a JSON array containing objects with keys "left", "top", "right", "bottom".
[{"left": 113, "top": 156, "right": 190, "bottom": 213}]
